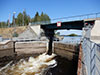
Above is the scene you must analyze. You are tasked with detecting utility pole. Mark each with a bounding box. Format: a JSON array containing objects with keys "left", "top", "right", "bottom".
[
  {"left": 12, "top": 12, "right": 16, "bottom": 39},
  {"left": 13, "top": 12, "right": 16, "bottom": 26},
  {"left": 8, "top": 13, "right": 11, "bottom": 27},
  {"left": 23, "top": 9, "right": 25, "bottom": 26},
  {"left": 23, "top": 11, "right": 24, "bottom": 26}
]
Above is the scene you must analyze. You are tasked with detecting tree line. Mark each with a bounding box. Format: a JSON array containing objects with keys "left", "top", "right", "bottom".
[{"left": 0, "top": 11, "right": 51, "bottom": 28}]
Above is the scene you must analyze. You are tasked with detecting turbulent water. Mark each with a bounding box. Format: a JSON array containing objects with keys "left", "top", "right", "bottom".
[{"left": 0, "top": 53, "right": 57, "bottom": 75}]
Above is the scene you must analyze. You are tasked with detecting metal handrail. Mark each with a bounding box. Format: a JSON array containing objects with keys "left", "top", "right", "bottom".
[
  {"left": 52, "top": 12, "right": 100, "bottom": 20},
  {"left": 31, "top": 12, "right": 100, "bottom": 25}
]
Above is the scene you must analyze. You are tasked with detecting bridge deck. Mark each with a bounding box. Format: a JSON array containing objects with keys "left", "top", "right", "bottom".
[{"left": 41, "top": 20, "right": 84, "bottom": 30}]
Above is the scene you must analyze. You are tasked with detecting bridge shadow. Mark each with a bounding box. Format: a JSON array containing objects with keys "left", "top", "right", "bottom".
[{"left": 45, "top": 44, "right": 80, "bottom": 75}]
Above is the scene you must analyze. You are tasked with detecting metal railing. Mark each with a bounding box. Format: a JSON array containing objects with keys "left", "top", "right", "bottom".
[
  {"left": 82, "top": 37, "right": 100, "bottom": 75},
  {"left": 0, "top": 12, "right": 100, "bottom": 28},
  {"left": 51, "top": 12, "right": 100, "bottom": 23},
  {"left": 1, "top": 12, "right": 100, "bottom": 27},
  {"left": 31, "top": 12, "right": 100, "bottom": 25},
  {"left": 30, "top": 12, "right": 100, "bottom": 25}
]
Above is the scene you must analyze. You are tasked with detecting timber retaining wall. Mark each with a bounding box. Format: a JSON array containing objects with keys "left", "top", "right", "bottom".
[
  {"left": 15, "top": 41, "right": 48, "bottom": 56},
  {"left": 53, "top": 42, "right": 78, "bottom": 60},
  {"left": 0, "top": 41, "right": 48, "bottom": 58},
  {"left": 0, "top": 41, "right": 78, "bottom": 60},
  {"left": 0, "top": 41, "right": 14, "bottom": 58}
]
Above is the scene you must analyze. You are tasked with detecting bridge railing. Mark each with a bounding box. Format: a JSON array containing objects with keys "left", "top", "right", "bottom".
[
  {"left": 30, "top": 12, "right": 100, "bottom": 25},
  {"left": 51, "top": 12, "right": 100, "bottom": 23},
  {"left": 82, "top": 37, "right": 100, "bottom": 75}
]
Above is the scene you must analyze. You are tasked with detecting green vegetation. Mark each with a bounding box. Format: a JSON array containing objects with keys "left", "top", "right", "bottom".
[
  {"left": 13, "top": 32, "right": 18, "bottom": 37},
  {"left": 67, "top": 33, "right": 78, "bottom": 36},
  {"left": 0, "top": 22, "right": 7, "bottom": 28},
  {"left": 31, "top": 12, "right": 50, "bottom": 24},
  {"left": 16, "top": 13, "right": 23, "bottom": 26},
  {"left": 0, "top": 11, "right": 50, "bottom": 28}
]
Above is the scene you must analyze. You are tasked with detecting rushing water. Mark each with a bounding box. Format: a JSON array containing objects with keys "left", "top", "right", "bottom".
[{"left": 0, "top": 53, "right": 57, "bottom": 75}]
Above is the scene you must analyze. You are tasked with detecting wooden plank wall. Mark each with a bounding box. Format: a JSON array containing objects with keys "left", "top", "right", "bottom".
[
  {"left": 0, "top": 41, "right": 77, "bottom": 60},
  {"left": 0, "top": 41, "right": 14, "bottom": 58},
  {"left": 15, "top": 41, "right": 48, "bottom": 56},
  {"left": 54, "top": 42, "right": 77, "bottom": 60}
]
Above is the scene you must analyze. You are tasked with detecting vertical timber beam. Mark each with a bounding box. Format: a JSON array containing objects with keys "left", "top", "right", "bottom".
[
  {"left": 45, "top": 29, "right": 54, "bottom": 55},
  {"left": 47, "top": 33, "right": 54, "bottom": 55}
]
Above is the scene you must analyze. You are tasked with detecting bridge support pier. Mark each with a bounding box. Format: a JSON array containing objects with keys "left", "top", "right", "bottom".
[
  {"left": 47, "top": 36, "right": 53, "bottom": 55},
  {"left": 44, "top": 29, "right": 54, "bottom": 55}
]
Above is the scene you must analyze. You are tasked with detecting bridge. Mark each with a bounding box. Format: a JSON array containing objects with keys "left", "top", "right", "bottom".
[
  {"left": 40, "top": 12, "right": 100, "bottom": 75},
  {"left": 0, "top": 12, "right": 100, "bottom": 75},
  {"left": 41, "top": 19, "right": 95, "bottom": 55}
]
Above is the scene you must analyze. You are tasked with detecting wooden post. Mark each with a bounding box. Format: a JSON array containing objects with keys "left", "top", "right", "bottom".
[{"left": 47, "top": 29, "right": 54, "bottom": 55}]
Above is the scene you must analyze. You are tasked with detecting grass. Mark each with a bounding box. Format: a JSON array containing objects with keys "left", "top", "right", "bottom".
[{"left": 0, "top": 26, "right": 27, "bottom": 38}]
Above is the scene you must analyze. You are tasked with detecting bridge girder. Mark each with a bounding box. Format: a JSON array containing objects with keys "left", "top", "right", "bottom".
[{"left": 41, "top": 20, "right": 95, "bottom": 55}]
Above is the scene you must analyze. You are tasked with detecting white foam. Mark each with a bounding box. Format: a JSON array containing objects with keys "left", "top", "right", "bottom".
[{"left": 0, "top": 53, "right": 57, "bottom": 75}]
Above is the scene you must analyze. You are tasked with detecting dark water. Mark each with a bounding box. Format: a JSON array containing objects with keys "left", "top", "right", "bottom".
[
  {"left": 0, "top": 52, "right": 79, "bottom": 75},
  {"left": 46, "top": 55, "right": 78, "bottom": 75}
]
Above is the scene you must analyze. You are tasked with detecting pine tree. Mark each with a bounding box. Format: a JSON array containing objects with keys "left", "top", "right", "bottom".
[
  {"left": 31, "top": 12, "right": 51, "bottom": 24},
  {"left": 23, "top": 10, "right": 31, "bottom": 25},
  {"left": 40, "top": 12, "right": 51, "bottom": 23},
  {"left": 16, "top": 13, "right": 23, "bottom": 26},
  {"left": 33, "top": 12, "right": 41, "bottom": 22},
  {"left": 40, "top": 12, "right": 44, "bottom": 22}
]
